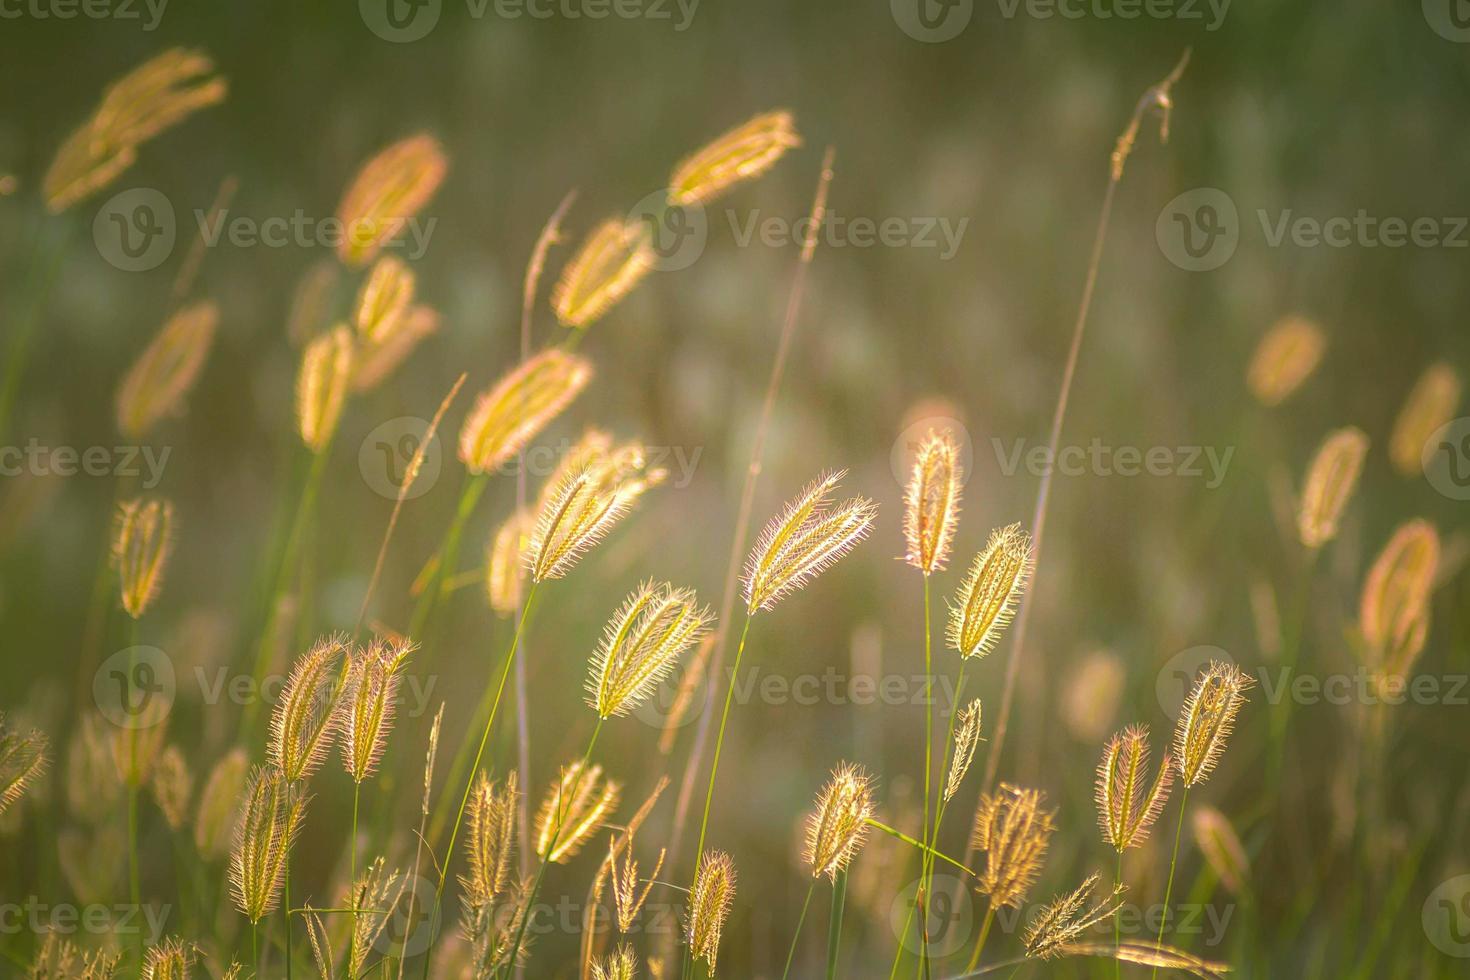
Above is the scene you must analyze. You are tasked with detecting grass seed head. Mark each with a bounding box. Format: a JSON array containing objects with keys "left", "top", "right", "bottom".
[
  {"left": 116, "top": 301, "right": 218, "bottom": 440},
  {"left": 943, "top": 699, "right": 984, "bottom": 803},
  {"left": 587, "top": 582, "right": 713, "bottom": 718},
  {"left": 1296, "top": 426, "right": 1368, "bottom": 549},
  {"left": 1192, "top": 804, "right": 1250, "bottom": 896},
  {"left": 534, "top": 760, "right": 621, "bottom": 863},
  {"left": 1095, "top": 724, "right": 1173, "bottom": 852},
  {"left": 486, "top": 508, "right": 534, "bottom": 617},
  {"left": 31, "top": 935, "right": 123, "bottom": 980},
  {"left": 903, "top": 429, "right": 962, "bottom": 574},
  {"left": 1360, "top": 519, "right": 1439, "bottom": 660},
  {"left": 0, "top": 713, "right": 49, "bottom": 817},
  {"left": 458, "top": 349, "right": 593, "bottom": 474},
  {"left": 610, "top": 830, "right": 666, "bottom": 933},
  {"left": 552, "top": 218, "right": 656, "bottom": 329},
  {"left": 528, "top": 441, "right": 664, "bottom": 582},
  {"left": 1246, "top": 315, "right": 1325, "bottom": 407},
  {"left": 461, "top": 770, "right": 518, "bottom": 907},
  {"left": 229, "top": 765, "right": 308, "bottom": 922},
  {"left": 353, "top": 255, "right": 415, "bottom": 344},
  {"left": 339, "top": 637, "right": 413, "bottom": 783},
  {"left": 803, "top": 761, "right": 875, "bottom": 880},
  {"left": 295, "top": 324, "right": 355, "bottom": 453},
  {"left": 1174, "top": 661, "right": 1254, "bottom": 787},
  {"left": 1023, "top": 872, "right": 1127, "bottom": 960},
  {"left": 336, "top": 133, "right": 447, "bottom": 266},
  {"left": 112, "top": 497, "right": 175, "bottom": 619},
  {"left": 270, "top": 636, "right": 350, "bottom": 784},
  {"left": 141, "top": 938, "right": 196, "bottom": 980},
  {"left": 686, "top": 850, "right": 737, "bottom": 975},
  {"left": 947, "top": 523, "right": 1033, "bottom": 659},
  {"left": 970, "top": 782, "right": 1056, "bottom": 908},
  {"left": 592, "top": 944, "right": 639, "bottom": 980},
  {"left": 1390, "top": 363, "right": 1461, "bottom": 477},
  {"left": 195, "top": 747, "right": 248, "bottom": 858},
  {"left": 668, "top": 110, "right": 801, "bottom": 206},
  {"left": 150, "top": 744, "right": 192, "bottom": 831},
  {"left": 742, "top": 470, "right": 877, "bottom": 613}
]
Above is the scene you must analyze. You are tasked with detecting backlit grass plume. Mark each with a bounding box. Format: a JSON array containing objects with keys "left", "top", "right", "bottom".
[
  {"left": 1023, "top": 872, "right": 1127, "bottom": 959},
  {"left": 1297, "top": 426, "right": 1368, "bottom": 549},
  {"left": 902, "top": 429, "right": 962, "bottom": 574},
  {"left": 44, "top": 48, "right": 227, "bottom": 212},
  {"left": 141, "top": 938, "right": 196, "bottom": 980},
  {"left": 0, "top": 713, "right": 49, "bottom": 816},
  {"left": 1390, "top": 362, "right": 1461, "bottom": 476},
  {"left": 116, "top": 301, "right": 218, "bottom": 440},
  {"left": 803, "top": 762, "right": 875, "bottom": 880},
  {"left": 943, "top": 699, "right": 984, "bottom": 803},
  {"left": 552, "top": 218, "right": 656, "bottom": 328},
  {"left": 113, "top": 497, "right": 175, "bottom": 619},
  {"left": 970, "top": 782, "right": 1056, "bottom": 908},
  {"left": 295, "top": 324, "right": 354, "bottom": 453},
  {"left": 339, "top": 637, "right": 412, "bottom": 783},
  {"left": 353, "top": 255, "right": 415, "bottom": 344},
  {"left": 150, "top": 745, "right": 192, "bottom": 831},
  {"left": 1096, "top": 724, "right": 1173, "bottom": 851},
  {"left": 534, "top": 761, "right": 621, "bottom": 864},
  {"left": 669, "top": 109, "right": 800, "bottom": 206},
  {"left": 195, "top": 747, "right": 248, "bottom": 859},
  {"left": 687, "top": 850, "right": 737, "bottom": 974},
  {"left": 587, "top": 582, "right": 713, "bottom": 718},
  {"left": 31, "top": 935, "right": 122, "bottom": 980},
  {"left": 461, "top": 771, "right": 518, "bottom": 908},
  {"left": 336, "top": 133, "right": 448, "bottom": 266},
  {"left": 486, "top": 508, "right": 533, "bottom": 617},
  {"left": 529, "top": 443, "right": 664, "bottom": 581},
  {"left": 742, "top": 470, "right": 877, "bottom": 612},
  {"left": 229, "top": 765, "right": 307, "bottom": 922},
  {"left": 1360, "top": 519, "right": 1439, "bottom": 656},
  {"left": 270, "top": 637, "right": 350, "bottom": 784},
  {"left": 458, "top": 348, "right": 593, "bottom": 474},
  {"left": 593, "top": 944, "right": 639, "bottom": 980},
  {"left": 947, "top": 523, "right": 1033, "bottom": 659},
  {"left": 610, "top": 828, "right": 666, "bottom": 933},
  {"left": 1246, "top": 314, "right": 1325, "bottom": 407},
  {"left": 1192, "top": 805, "right": 1250, "bottom": 896},
  {"left": 1174, "top": 661, "right": 1254, "bottom": 787}
]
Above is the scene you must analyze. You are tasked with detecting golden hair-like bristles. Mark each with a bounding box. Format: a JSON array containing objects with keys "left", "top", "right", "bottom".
[
  {"left": 1174, "top": 661, "right": 1254, "bottom": 787},
  {"left": 1060, "top": 942, "right": 1229, "bottom": 978},
  {"left": 742, "top": 470, "right": 877, "bottom": 613},
  {"left": 1297, "top": 426, "right": 1368, "bottom": 549},
  {"left": 229, "top": 765, "right": 308, "bottom": 922},
  {"left": 1191, "top": 804, "right": 1250, "bottom": 896},
  {"left": 970, "top": 782, "right": 1055, "bottom": 908},
  {"left": 947, "top": 523, "right": 1033, "bottom": 660},
  {"left": 348, "top": 858, "right": 407, "bottom": 978},
  {"left": 339, "top": 637, "right": 412, "bottom": 783},
  {"left": 803, "top": 761, "right": 875, "bottom": 880},
  {"left": 534, "top": 761, "right": 621, "bottom": 863},
  {"left": 270, "top": 636, "right": 350, "bottom": 783},
  {"left": 943, "top": 699, "right": 983, "bottom": 803},
  {"left": 687, "top": 850, "right": 737, "bottom": 975},
  {"left": 461, "top": 770, "right": 518, "bottom": 907},
  {"left": 486, "top": 508, "right": 533, "bottom": 617},
  {"left": 1390, "top": 363, "right": 1461, "bottom": 477},
  {"left": 592, "top": 944, "right": 639, "bottom": 980},
  {"left": 116, "top": 301, "right": 218, "bottom": 440},
  {"left": 1246, "top": 314, "right": 1325, "bottom": 407},
  {"left": 610, "top": 829, "right": 666, "bottom": 933},
  {"left": 150, "top": 745, "right": 192, "bottom": 831},
  {"left": 903, "top": 429, "right": 962, "bottom": 574},
  {"left": 296, "top": 324, "right": 355, "bottom": 453},
  {"left": 1023, "top": 872, "right": 1127, "bottom": 960},
  {"left": 551, "top": 218, "right": 656, "bottom": 329},
  {"left": 113, "top": 497, "right": 175, "bottom": 619},
  {"left": 669, "top": 110, "right": 801, "bottom": 206},
  {"left": 0, "top": 713, "right": 49, "bottom": 816},
  {"left": 44, "top": 48, "right": 227, "bottom": 212},
  {"left": 587, "top": 582, "right": 713, "bottom": 718},
  {"left": 1095, "top": 724, "right": 1172, "bottom": 852},
  {"left": 351, "top": 304, "right": 438, "bottom": 393},
  {"left": 195, "top": 747, "right": 248, "bottom": 859},
  {"left": 458, "top": 349, "right": 593, "bottom": 474},
  {"left": 31, "top": 935, "right": 123, "bottom": 980},
  {"left": 529, "top": 445, "right": 664, "bottom": 582},
  {"left": 141, "top": 938, "right": 196, "bottom": 980},
  {"left": 336, "top": 133, "right": 448, "bottom": 266},
  {"left": 353, "top": 255, "right": 415, "bottom": 344},
  {"left": 1360, "top": 519, "right": 1439, "bottom": 656}
]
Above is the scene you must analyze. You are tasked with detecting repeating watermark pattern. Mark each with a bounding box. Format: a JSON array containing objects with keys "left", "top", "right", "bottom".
[
  {"left": 0, "top": 899, "right": 171, "bottom": 945},
  {"left": 359, "top": 0, "right": 699, "bottom": 42},
  {"left": 1423, "top": 0, "right": 1470, "bottom": 43},
  {"left": 93, "top": 188, "right": 176, "bottom": 272},
  {"left": 1156, "top": 645, "right": 1233, "bottom": 717},
  {"left": 359, "top": 417, "right": 444, "bottom": 501},
  {"left": 890, "top": 415, "right": 975, "bottom": 490},
  {"left": 1424, "top": 874, "right": 1470, "bottom": 957},
  {"left": 0, "top": 441, "right": 170, "bottom": 487},
  {"left": 994, "top": 0, "right": 1230, "bottom": 30},
  {"left": 891, "top": 0, "right": 974, "bottom": 42},
  {"left": 0, "top": 0, "right": 167, "bottom": 29},
  {"left": 889, "top": 874, "right": 974, "bottom": 956},
  {"left": 1422, "top": 417, "right": 1470, "bottom": 501},
  {"left": 992, "top": 437, "right": 1234, "bottom": 489},
  {"left": 1155, "top": 188, "right": 1238, "bottom": 272}
]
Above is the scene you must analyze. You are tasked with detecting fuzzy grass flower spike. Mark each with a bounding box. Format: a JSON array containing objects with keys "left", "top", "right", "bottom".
[
  {"left": 552, "top": 218, "right": 656, "bottom": 328},
  {"left": 340, "top": 637, "right": 413, "bottom": 783},
  {"left": 587, "top": 582, "right": 713, "bottom": 718},
  {"left": 971, "top": 782, "right": 1056, "bottom": 909},
  {"left": 1297, "top": 426, "right": 1368, "bottom": 549},
  {"left": 113, "top": 497, "right": 175, "bottom": 619},
  {"left": 803, "top": 762, "right": 875, "bottom": 879},
  {"left": 948, "top": 522, "right": 1033, "bottom": 659},
  {"left": 742, "top": 470, "right": 877, "bottom": 612},
  {"left": 116, "top": 302, "right": 218, "bottom": 440},
  {"left": 1175, "top": 661, "right": 1254, "bottom": 787},
  {"left": 534, "top": 760, "right": 621, "bottom": 864},
  {"left": 295, "top": 324, "right": 355, "bottom": 453},
  {"left": 1023, "top": 872, "right": 1128, "bottom": 960},
  {"left": 903, "top": 428, "right": 962, "bottom": 574},
  {"left": 270, "top": 637, "right": 350, "bottom": 784},
  {"left": 336, "top": 133, "right": 447, "bottom": 266},
  {"left": 1390, "top": 363, "right": 1461, "bottom": 476},
  {"left": 528, "top": 442, "right": 665, "bottom": 581},
  {"left": 229, "top": 765, "right": 307, "bottom": 922},
  {"left": 0, "top": 713, "right": 49, "bottom": 816},
  {"left": 1246, "top": 314, "right": 1325, "bottom": 407},
  {"left": 687, "top": 850, "right": 737, "bottom": 974},
  {"left": 669, "top": 109, "right": 800, "bottom": 206},
  {"left": 458, "top": 348, "right": 593, "bottom": 474},
  {"left": 1096, "top": 724, "right": 1173, "bottom": 851}
]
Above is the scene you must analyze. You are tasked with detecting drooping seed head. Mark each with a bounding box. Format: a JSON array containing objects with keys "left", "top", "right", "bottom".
[
  {"left": 353, "top": 255, "right": 415, "bottom": 344},
  {"left": 270, "top": 637, "right": 350, "bottom": 784},
  {"left": 592, "top": 944, "right": 639, "bottom": 980},
  {"left": 229, "top": 765, "right": 308, "bottom": 922},
  {"left": 528, "top": 442, "right": 664, "bottom": 582},
  {"left": 609, "top": 828, "right": 666, "bottom": 933},
  {"left": 587, "top": 582, "right": 713, "bottom": 718},
  {"left": 150, "top": 744, "right": 192, "bottom": 831},
  {"left": 1191, "top": 805, "right": 1250, "bottom": 896},
  {"left": 1246, "top": 314, "right": 1325, "bottom": 407},
  {"left": 461, "top": 770, "right": 518, "bottom": 907},
  {"left": 351, "top": 304, "right": 439, "bottom": 393},
  {"left": 112, "top": 497, "right": 175, "bottom": 619},
  {"left": 534, "top": 760, "right": 621, "bottom": 864},
  {"left": 802, "top": 762, "right": 875, "bottom": 880},
  {"left": 336, "top": 133, "right": 448, "bottom": 266},
  {"left": 686, "top": 850, "right": 737, "bottom": 975},
  {"left": 195, "top": 747, "right": 248, "bottom": 859},
  {"left": 902, "top": 429, "right": 962, "bottom": 574},
  {"left": 1022, "top": 872, "right": 1127, "bottom": 960},
  {"left": 1297, "top": 426, "right": 1368, "bottom": 549},
  {"left": 943, "top": 699, "right": 984, "bottom": 803},
  {"left": 742, "top": 470, "right": 877, "bottom": 613},
  {"left": 0, "top": 713, "right": 49, "bottom": 817},
  {"left": 1095, "top": 724, "right": 1173, "bottom": 852},
  {"left": 141, "top": 938, "right": 196, "bottom": 980},
  {"left": 669, "top": 110, "right": 801, "bottom": 206},
  {"left": 116, "top": 301, "right": 218, "bottom": 440},
  {"left": 970, "top": 782, "right": 1056, "bottom": 909},
  {"left": 339, "top": 637, "right": 413, "bottom": 783},
  {"left": 295, "top": 324, "right": 355, "bottom": 454},
  {"left": 1390, "top": 363, "right": 1461, "bottom": 477},
  {"left": 348, "top": 858, "right": 407, "bottom": 978},
  {"left": 1360, "top": 519, "right": 1439, "bottom": 660},
  {"left": 44, "top": 48, "right": 227, "bottom": 212},
  {"left": 947, "top": 523, "right": 1033, "bottom": 659},
  {"left": 458, "top": 349, "right": 593, "bottom": 474},
  {"left": 551, "top": 218, "right": 656, "bottom": 329},
  {"left": 486, "top": 508, "right": 534, "bottom": 617},
  {"left": 1173, "top": 661, "right": 1254, "bottom": 787}
]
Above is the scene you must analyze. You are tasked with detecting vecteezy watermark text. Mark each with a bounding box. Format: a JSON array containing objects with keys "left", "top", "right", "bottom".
[
  {"left": 992, "top": 437, "right": 1234, "bottom": 489},
  {"left": 0, "top": 441, "right": 169, "bottom": 488},
  {"left": 0, "top": 899, "right": 171, "bottom": 945},
  {"left": 0, "top": 0, "right": 166, "bottom": 29},
  {"left": 359, "top": 0, "right": 699, "bottom": 43}
]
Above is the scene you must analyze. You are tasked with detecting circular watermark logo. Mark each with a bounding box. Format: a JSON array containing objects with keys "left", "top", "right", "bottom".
[
  {"left": 891, "top": 0, "right": 974, "bottom": 42},
  {"left": 1156, "top": 187, "right": 1238, "bottom": 272},
  {"left": 93, "top": 188, "right": 176, "bottom": 272},
  {"left": 888, "top": 873, "right": 973, "bottom": 956},
  {"left": 1424, "top": 0, "right": 1470, "bottom": 42},
  {"left": 1422, "top": 416, "right": 1470, "bottom": 501},
  {"left": 360, "top": 0, "right": 441, "bottom": 41},
  {"left": 359, "top": 416, "right": 443, "bottom": 501},
  {"left": 890, "top": 415, "right": 975, "bottom": 490},
  {"left": 1156, "top": 645, "right": 1235, "bottom": 718},
  {"left": 93, "top": 645, "right": 175, "bottom": 730},
  {"left": 1423, "top": 874, "right": 1470, "bottom": 957},
  {"left": 631, "top": 666, "right": 704, "bottom": 731},
  {"left": 628, "top": 191, "right": 707, "bottom": 273},
  {"left": 378, "top": 873, "right": 437, "bottom": 958}
]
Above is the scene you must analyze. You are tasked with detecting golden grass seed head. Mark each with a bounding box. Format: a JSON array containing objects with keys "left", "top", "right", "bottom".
[
  {"left": 668, "top": 110, "right": 800, "bottom": 207},
  {"left": 1246, "top": 314, "right": 1325, "bottom": 407},
  {"left": 116, "top": 301, "right": 218, "bottom": 440},
  {"left": 903, "top": 429, "right": 962, "bottom": 574},
  {"left": 486, "top": 508, "right": 534, "bottom": 617},
  {"left": 742, "top": 470, "right": 878, "bottom": 613},
  {"left": 0, "top": 713, "right": 49, "bottom": 817},
  {"left": 269, "top": 636, "right": 350, "bottom": 784},
  {"left": 943, "top": 699, "right": 983, "bottom": 803},
  {"left": 461, "top": 770, "right": 518, "bottom": 907},
  {"left": 1095, "top": 724, "right": 1173, "bottom": 852},
  {"left": 587, "top": 582, "right": 713, "bottom": 718},
  {"left": 1296, "top": 426, "right": 1369, "bottom": 549},
  {"left": 592, "top": 944, "right": 639, "bottom": 980},
  {"left": 336, "top": 133, "right": 448, "bottom": 266},
  {"left": 1382, "top": 606, "right": 1431, "bottom": 681},
  {"left": 44, "top": 48, "right": 227, "bottom": 212},
  {"left": 229, "top": 765, "right": 308, "bottom": 922},
  {"left": 348, "top": 858, "right": 407, "bottom": 978},
  {"left": 529, "top": 443, "right": 664, "bottom": 582},
  {"left": 353, "top": 255, "right": 415, "bottom": 344},
  {"left": 1360, "top": 519, "right": 1439, "bottom": 658},
  {"left": 1174, "top": 661, "right": 1254, "bottom": 787},
  {"left": 31, "top": 935, "right": 124, "bottom": 980},
  {"left": 195, "top": 747, "right": 249, "bottom": 858},
  {"left": 339, "top": 637, "right": 413, "bottom": 783},
  {"left": 1023, "top": 872, "right": 1127, "bottom": 960},
  {"left": 141, "top": 938, "right": 197, "bottom": 980},
  {"left": 150, "top": 744, "right": 193, "bottom": 831},
  {"left": 803, "top": 761, "right": 875, "bottom": 880},
  {"left": 295, "top": 324, "right": 355, "bottom": 454},
  {"left": 947, "top": 523, "right": 1033, "bottom": 660},
  {"left": 970, "top": 782, "right": 1056, "bottom": 909},
  {"left": 686, "top": 850, "right": 737, "bottom": 975},
  {"left": 458, "top": 349, "right": 593, "bottom": 474},
  {"left": 351, "top": 303, "right": 439, "bottom": 393},
  {"left": 67, "top": 714, "right": 121, "bottom": 823},
  {"left": 552, "top": 218, "right": 656, "bottom": 329},
  {"left": 1191, "top": 804, "right": 1250, "bottom": 896},
  {"left": 1390, "top": 363, "right": 1461, "bottom": 476},
  {"left": 609, "top": 828, "right": 666, "bottom": 933},
  {"left": 112, "top": 496, "right": 175, "bottom": 619},
  {"left": 534, "top": 760, "right": 621, "bottom": 863}
]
